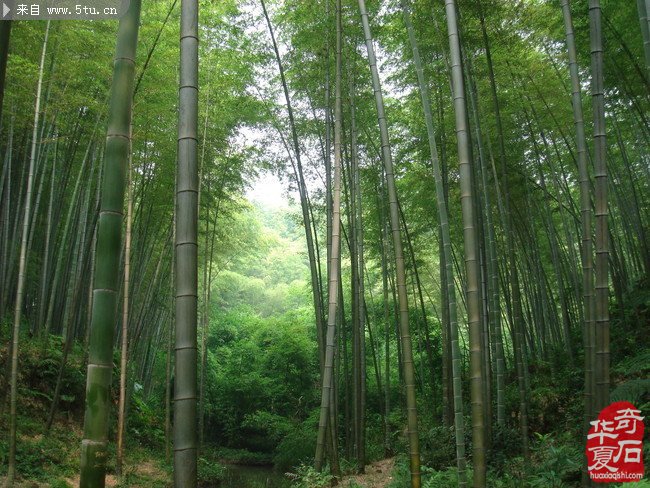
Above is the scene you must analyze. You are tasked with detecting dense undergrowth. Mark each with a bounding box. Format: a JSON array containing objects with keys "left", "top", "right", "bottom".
[
  {"left": 292, "top": 280, "right": 650, "bottom": 487},
  {"left": 0, "top": 280, "right": 648, "bottom": 487},
  {"left": 0, "top": 336, "right": 168, "bottom": 487}
]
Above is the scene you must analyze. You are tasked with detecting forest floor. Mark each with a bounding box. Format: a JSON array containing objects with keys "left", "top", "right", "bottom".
[
  {"left": 0, "top": 410, "right": 172, "bottom": 488},
  {"left": 339, "top": 457, "right": 395, "bottom": 488},
  {"left": 63, "top": 458, "right": 169, "bottom": 488}
]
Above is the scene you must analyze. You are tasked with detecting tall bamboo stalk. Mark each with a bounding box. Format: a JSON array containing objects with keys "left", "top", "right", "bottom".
[
  {"left": 5, "top": 21, "right": 50, "bottom": 487},
  {"left": 315, "top": 0, "right": 342, "bottom": 471},
  {"left": 379, "top": 182, "right": 391, "bottom": 456},
  {"left": 79, "top": 1, "right": 140, "bottom": 484},
  {"left": 349, "top": 71, "right": 367, "bottom": 472},
  {"left": 559, "top": 0, "right": 596, "bottom": 428},
  {"left": 0, "top": 20, "right": 11, "bottom": 126},
  {"left": 589, "top": 0, "right": 609, "bottom": 413},
  {"left": 37, "top": 132, "right": 58, "bottom": 333},
  {"left": 116, "top": 144, "right": 133, "bottom": 477},
  {"left": 637, "top": 0, "right": 650, "bottom": 75},
  {"left": 358, "top": 1, "right": 420, "bottom": 485},
  {"left": 325, "top": 0, "right": 333, "bottom": 318},
  {"left": 401, "top": 2, "right": 466, "bottom": 483},
  {"left": 165, "top": 190, "right": 176, "bottom": 463},
  {"left": 443, "top": 1, "right": 485, "bottom": 485},
  {"left": 174, "top": 0, "right": 199, "bottom": 483},
  {"left": 0, "top": 121, "right": 13, "bottom": 321},
  {"left": 478, "top": 0, "right": 528, "bottom": 458}
]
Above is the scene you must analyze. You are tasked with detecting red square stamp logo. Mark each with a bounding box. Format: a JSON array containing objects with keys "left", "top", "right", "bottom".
[{"left": 586, "top": 401, "right": 645, "bottom": 483}]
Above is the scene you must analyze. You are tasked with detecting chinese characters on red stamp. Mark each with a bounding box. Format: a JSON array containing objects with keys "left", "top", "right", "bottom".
[{"left": 586, "top": 401, "right": 645, "bottom": 483}]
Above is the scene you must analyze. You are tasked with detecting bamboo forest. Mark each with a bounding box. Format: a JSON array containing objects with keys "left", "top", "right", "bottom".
[{"left": 0, "top": 0, "right": 648, "bottom": 486}]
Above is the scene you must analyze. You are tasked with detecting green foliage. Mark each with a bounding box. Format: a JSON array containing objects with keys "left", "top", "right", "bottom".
[
  {"left": 198, "top": 203, "right": 320, "bottom": 470},
  {"left": 115, "top": 463, "right": 169, "bottom": 488},
  {"left": 0, "top": 417, "right": 80, "bottom": 482},
  {"left": 0, "top": 336, "right": 87, "bottom": 483},
  {"left": 242, "top": 410, "right": 292, "bottom": 444},
  {"left": 389, "top": 455, "right": 521, "bottom": 488},
  {"left": 420, "top": 465, "right": 462, "bottom": 488},
  {"left": 274, "top": 412, "right": 318, "bottom": 472},
  {"left": 0, "top": 335, "right": 86, "bottom": 415},
  {"left": 286, "top": 464, "right": 333, "bottom": 488},
  {"left": 0, "top": 334, "right": 178, "bottom": 486},
  {"left": 386, "top": 456, "right": 411, "bottom": 488},
  {"left": 209, "top": 309, "right": 317, "bottom": 457},
  {"left": 213, "top": 447, "right": 272, "bottom": 465},
  {"left": 210, "top": 203, "right": 313, "bottom": 318},
  {"left": 488, "top": 423, "right": 524, "bottom": 475},
  {"left": 610, "top": 378, "right": 650, "bottom": 404},
  {"left": 522, "top": 360, "right": 584, "bottom": 435},
  {"left": 197, "top": 456, "right": 226, "bottom": 484},
  {"left": 609, "top": 285, "right": 650, "bottom": 409},
  {"left": 626, "top": 480, "right": 650, "bottom": 488},
  {"left": 2, "top": 0, "right": 648, "bottom": 484},
  {"left": 613, "top": 349, "right": 650, "bottom": 375},
  {"left": 50, "top": 480, "right": 72, "bottom": 488},
  {"left": 363, "top": 412, "right": 390, "bottom": 462},
  {"left": 610, "top": 279, "right": 650, "bottom": 363},
  {"left": 419, "top": 425, "right": 456, "bottom": 470},
  {"left": 526, "top": 432, "right": 581, "bottom": 488},
  {"left": 128, "top": 388, "right": 165, "bottom": 448}
]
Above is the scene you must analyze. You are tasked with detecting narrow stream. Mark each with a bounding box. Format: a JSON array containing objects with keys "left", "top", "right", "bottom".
[{"left": 217, "top": 464, "right": 292, "bottom": 488}]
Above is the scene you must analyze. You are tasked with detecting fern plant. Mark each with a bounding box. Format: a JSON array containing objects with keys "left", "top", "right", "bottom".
[
  {"left": 614, "top": 349, "right": 650, "bottom": 375},
  {"left": 625, "top": 480, "right": 650, "bottom": 488},
  {"left": 527, "top": 433, "right": 581, "bottom": 487},
  {"left": 421, "top": 466, "right": 463, "bottom": 488},
  {"left": 286, "top": 464, "right": 333, "bottom": 488},
  {"left": 610, "top": 378, "right": 650, "bottom": 404}
]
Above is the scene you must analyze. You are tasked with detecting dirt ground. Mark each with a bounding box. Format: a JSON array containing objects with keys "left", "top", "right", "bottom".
[
  {"left": 3, "top": 456, "right": 395, "bottom": 487},
  {"left": 63, "top": 460, "right": 169, "bottom": 487},
  {"left": 339, "top": 457, "right": 396, "bottom": 488}
]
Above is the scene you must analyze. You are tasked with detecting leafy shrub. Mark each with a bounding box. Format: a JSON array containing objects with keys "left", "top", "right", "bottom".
[
  {"left": 362, "top": 412, "right": 390, "bottom": 462},
  {"left": 626, "top": 480, "right": 650, "bottom": 488},
  {"left": 197, "top": 456, "right": 226, "bottom": 485},
  {"left": 610, "top": 378, "right": 650, "bottom": 404},
  {"left": 0, "top": 426, "right": 79, "bottom": 482},
  {"left": 421, "top": 465, "right": 461, "bottom": 488},
  {"left": 526, "top": 432, "right": 581, "bottom": 487},
  {"left": 613, "top": 349, "right": 650, "bottom": 375},
  {"left": 241, "top": 410, "right": 292, "bottom": 452},
  {"left": 0, "top": 335, "right": 86, "bottom": 417},
  {"left": 386, "top": 455, "right": 411, "bottom": 488},
  {"left": 274, "top": 412, "right": 318, "bottom": 471},
  {"left": 420, "top": 425, "right": 457, "bottom": 470},
  {"left": 213, "top": 447, "right": 272, "bottom": 465},
  {"left": 488, "top": 423, "right": 522, "bottom": 474},
  {"left": 610, "top": 278, "right": 650, "bottom": 362},
  {"left": 285, "top": 463, "right": 333, "bottom": 488},
  {"left": 390, "top": 456, "right": 521, "bottom": 488},
  {"left": 129, "top": 391, "right": 165, "bottom": 448}
]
